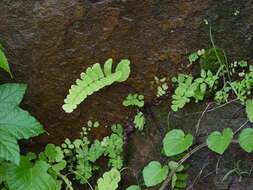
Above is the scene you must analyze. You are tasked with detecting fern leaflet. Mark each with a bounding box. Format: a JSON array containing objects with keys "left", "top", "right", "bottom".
[{"left": 63, "top": 59, "right": 131, "bottom": 113}]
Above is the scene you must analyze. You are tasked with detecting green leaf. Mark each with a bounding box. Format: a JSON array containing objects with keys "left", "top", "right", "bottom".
[
  {"left": 94, "top": 121, "right": 100, "bottom": 127},
  {"left": 143, "top": 161, "right": 169, "bottom": 187},
  {"left": 168, "top": 161, "right": 184, "bottom": 172},
  {"left": 238, "top": 60, "right": 248, "bottom": 67},
  {"left": 43, "top": 144, "right": 64, "bottom": 163},
  {"left": 63, "top": 59, "right": 131, "bottom": 113},
  {"left": 104, "top": 58, "right": 113, "bottom": 76},
  {"left": 201, "top": 70, "right": 206, "bottom": 78},
  {"left": 163, "top": 129, "right": 193, "bottom": 156},
  {"left": 175, "top": 181, "right": 186, "bottom": 188},
  {"left": 133, "top": 112, "right": 145, "bottom": 131},
  {"left": 0, "top": 84, "right": 44, "bottom": 164},
  {"left": 0, "top": 84, "right": 27, "bottom": 105},
  {"left": 246, "top": 99, "right": 253, "bottom": 122},
  {"left": 123, "top": 93, "right": 144, "bottom": 107},
  {"left": 176, "top": 173, "right": 188, "bottom": 180},
  {"left": 126, "top": 185, "right": 141, "bottom": 190},
  {"left": 207, "top": 128, "right": 233, "bottom": 154},
  {"left": 87, "top": 120, "right": 92, "bottom": 127},
  {"left": 115, "top": 59, "right": 131, "bottom": 82},
  {"left": 97, "top": 168, "right": 121, "bottom": 190},
  {"left": 238, "top": 128, "right": 253, "bottom": 152},
  {"left": 88, "top": 140, "right": 105, "bottom": 162},
  {"left": 188, "top": 52, "right": 199, "bottom": 64},
  {"left": 2, "top": 155, "right": 60, "bottom": 190},
  {"left": 52, "top": 160, "right": 66, "bottom": 172},
  {"left": 0, "top": 49, "right": 12, "bottom": 77},
  {"left": 171, "top": 174, "right": 177, "bottom": 189}
]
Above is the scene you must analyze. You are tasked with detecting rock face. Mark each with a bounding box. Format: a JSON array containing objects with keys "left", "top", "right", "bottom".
[{"left": 0, "top": 0, "right": 253, "bottom": 148}]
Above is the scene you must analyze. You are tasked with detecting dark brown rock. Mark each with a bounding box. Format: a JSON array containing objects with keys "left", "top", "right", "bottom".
[{"left": 0, "top": 0, "right": 252, "bottom": 151}]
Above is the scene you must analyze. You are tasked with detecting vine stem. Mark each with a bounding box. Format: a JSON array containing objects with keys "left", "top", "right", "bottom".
[
  {"left": 71, "top": 171, "right": 94, "bottom": 190},
  {"left": 234, "top": 119, "right": 249, "bottom": 135},
  {"left": 159, "top": 140, "right": 238, "bottom": 190},
  {"left": 195, "top": 102, "right": 213, "bottom": 134}
]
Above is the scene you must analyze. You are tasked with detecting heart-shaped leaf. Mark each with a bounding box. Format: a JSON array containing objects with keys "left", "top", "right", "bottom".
[
  {"left": 246, "top": 99, "right": 253, "bottom": 122},
  {"left": 239, "top": 128, "right": 253, "bottom": 152},
  {"left": 126, "top": 185, "right": 141, "bottom": 190},
  {"left": 163, "top": 129, "right": 193, "bottom": 156},
  {"left": 207, "top": 128, "right": 233, "bottom": 154},
  {"left": 142, "top": 161, "right": 168, "bottom": 187}
]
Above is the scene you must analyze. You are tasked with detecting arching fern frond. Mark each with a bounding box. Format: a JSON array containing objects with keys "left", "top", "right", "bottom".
[{"left": 63, "top": 59, "right": 131, "bottom": 113}]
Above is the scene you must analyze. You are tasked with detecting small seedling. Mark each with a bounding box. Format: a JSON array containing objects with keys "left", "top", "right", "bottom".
[
  {"left": 222, "top": 161, "right": 250, "bottom": 182},
  {"left": 134, "top": 112, "right": 145, "bottom": 131},
  {"left": 154, "top": 76, "right": 169, "bottom": 97},
  {"left": 123, "top": 94, "right": 144, "bottom": 107}
]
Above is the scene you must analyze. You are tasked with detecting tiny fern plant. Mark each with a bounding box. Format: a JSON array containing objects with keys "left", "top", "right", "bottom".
[
  {"left": 63, "top": 58, "right": 131, "bottom": 113},
  {"left": 123, "top": 94, "right": 144, "bottom": 107},
  {"left": 123, "top": 93, "right": 146, "bottom": 131},
  {"left": 133, "top": 111, "right": 145, "bottom": 131}
]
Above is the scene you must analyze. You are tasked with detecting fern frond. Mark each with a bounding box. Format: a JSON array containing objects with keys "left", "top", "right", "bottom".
[
  {"left": 134, "top": 111, "right": 145, "bottom": 131},
  {"left": 63, "top": 59, "right": 131, "bottom": 113}
]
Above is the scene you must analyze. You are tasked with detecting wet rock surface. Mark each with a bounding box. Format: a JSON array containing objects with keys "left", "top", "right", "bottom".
[
  {"left": 0, "top": 0, "right": 253, "bottom": 148},
  {"left": 1, "top": 0, "right": 253, "bottom": 189}
]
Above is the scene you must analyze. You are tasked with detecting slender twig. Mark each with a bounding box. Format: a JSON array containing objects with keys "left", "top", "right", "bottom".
[
  {"left": 159, "top": 140, "right": 238, "bottom": 190},
  {"left": 184, "top": 99, "right": 239, "bottom": 116},
  {"left": 186, "top": 164, "right": 206, "bottom": 190},
  {"left": 234, "top": 119, "right": 249, "bottom": 135},
  {"left": 71, "top": 171, "right": 94, "bottom": 190},
  {"left": 215, "top": 157, "right": 221, "bottom": 174},
  {"left": 159, "top": 143, "right": 207, "bottom": 190},
  {"left": 195, "top": 102, "right": 213, "bottom": 134},
  {"left": 205, "top": 99, "right": 239, "bottom": 113}
]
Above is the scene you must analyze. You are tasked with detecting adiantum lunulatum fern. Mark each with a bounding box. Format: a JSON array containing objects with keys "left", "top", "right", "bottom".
[{"left": 63, "top": 59, "right": 131, "bottom": 113}]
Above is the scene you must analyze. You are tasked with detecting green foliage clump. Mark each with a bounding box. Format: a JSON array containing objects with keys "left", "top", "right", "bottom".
[
  {"left": 169, "top": 161, "right": 188, "bottom": 190},
  {"left": 0, "top": 83, "right": 44, "bottom": 164},
  {"left": 122, "top": 93, "right": 146, "bottom": 131},
  {"left": 214, "top": 63, "right": 253, "bottom": 104},
  {"left": 173, "top": 44, "right": 253, "bottom": 111},
  {"left": 123, "top": 94, "right": 144, "bottom": 107},
  {"left": 171, "top": 70, "right": 218, "bottom": 111},
  {"left": 63, "top": 59, "right": 131, "bottom": 113},
  {"left": 0, "top": 144, "right": 73, "bottom": 190},
  {"left": 61, "top": 123, "right": 124, "bottom": 184},
  {"left": 222, "top": 160, "right": 250, "bottom": 183},
  {"left": 199, "top": 48, "right": 226, "bottom": 72},
  {"left": 0, "top": 154, "right": 61, "bottom": 190}
]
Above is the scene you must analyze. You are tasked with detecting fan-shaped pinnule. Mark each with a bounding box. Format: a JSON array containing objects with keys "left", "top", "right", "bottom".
[{"left": 62, "top": 58, "right": 131, "bottom": 113}]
